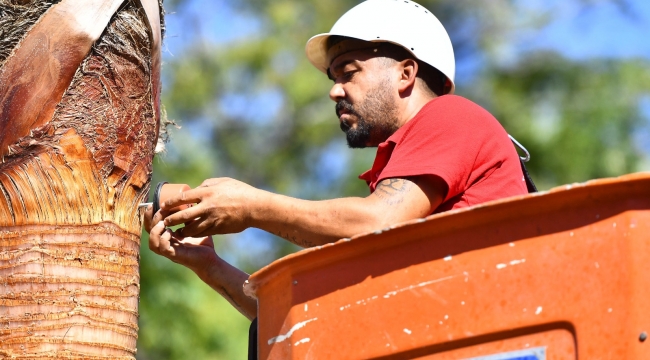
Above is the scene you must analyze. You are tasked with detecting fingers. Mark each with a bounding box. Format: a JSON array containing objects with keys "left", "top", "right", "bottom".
[
  {"left": 148, "top": 221, "right": 175, "bottom": 257},
  {"left": 175, "top": 217, "right": 214, "bottom": 238},
  {"left": 148, "top": 221, "right": 165, "bottom": 252},
  {"left": 163, "top": 204, "right": 205, "bottom": 227},
  {"left": 158, "top": 227, "right": 175, "bottom": 257},
  {"left": 161, "top": 187, "right": 207, "bottom": 211},
  {"left": 168, "top": 234, "right": 214, "bottom": 247},
  {"left": 151, "top": 208, "right": 165, "bottom": 229},
  {"left": 143, "top": 205, "right": 154, "bottom": 232}
]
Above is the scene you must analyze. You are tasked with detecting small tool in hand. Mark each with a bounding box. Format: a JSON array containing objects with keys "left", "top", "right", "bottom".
[{"left": 137, "top": 182, "right": 191, "bottom": 213}]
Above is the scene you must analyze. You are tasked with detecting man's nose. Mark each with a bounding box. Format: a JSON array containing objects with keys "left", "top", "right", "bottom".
[{"left": 329, "top": 83, "right": 345, "bottom": 102}]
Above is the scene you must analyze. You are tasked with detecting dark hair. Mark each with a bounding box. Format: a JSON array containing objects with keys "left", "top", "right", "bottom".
[{"left": 376, "top": 42, "right": 447, "bottom": 97}]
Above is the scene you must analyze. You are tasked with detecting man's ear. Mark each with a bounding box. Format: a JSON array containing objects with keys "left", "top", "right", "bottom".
[{"left": 397, "top": 59, "right": 418, "bottom": 94}]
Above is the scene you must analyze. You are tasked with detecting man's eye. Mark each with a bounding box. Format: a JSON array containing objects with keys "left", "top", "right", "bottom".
[
  {"left": 342, "top": 71, "right": 355, "bottom": 79},
  {"left": 331, "top": 70, "right": 356, "bottom": 83}
]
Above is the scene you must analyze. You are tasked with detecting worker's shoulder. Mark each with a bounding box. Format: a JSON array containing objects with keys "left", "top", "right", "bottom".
[
  {"left": 427, "top": 95, "right": 493, "bottom": 115},
  {"left": 417, "top": 95, "right": 500, "bottom": 129}
]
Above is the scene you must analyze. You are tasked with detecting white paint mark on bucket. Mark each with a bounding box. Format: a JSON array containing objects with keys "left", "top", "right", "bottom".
[{"left": 267, "top": 318, "right": 318, "bottom": 345}]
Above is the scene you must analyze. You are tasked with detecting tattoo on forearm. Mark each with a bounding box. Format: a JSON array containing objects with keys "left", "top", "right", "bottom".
[{"left": 374, "top": 178, "right": 413, "bottom": 205}]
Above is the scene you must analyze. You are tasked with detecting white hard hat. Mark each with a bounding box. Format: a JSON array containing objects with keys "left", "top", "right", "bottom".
[{"left": 305, "top": 0, "right": 456, "bottom": 94}]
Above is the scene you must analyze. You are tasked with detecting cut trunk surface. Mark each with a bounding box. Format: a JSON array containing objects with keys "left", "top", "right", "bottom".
[{"left": 0, "top": 0, "right": 163, "bottom": 358}]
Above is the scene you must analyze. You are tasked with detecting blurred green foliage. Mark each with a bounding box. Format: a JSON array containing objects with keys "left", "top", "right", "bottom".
[{"left": 137, "top": 0, "right": 650, "bottom": 358}]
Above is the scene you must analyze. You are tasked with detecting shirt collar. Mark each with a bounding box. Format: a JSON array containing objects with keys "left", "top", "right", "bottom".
[
  {"left": 383, "top": 120, "right": 410, "bottom": 146},
  {"left": 380, "top": 98, "right": 434, "bottom": 146}
]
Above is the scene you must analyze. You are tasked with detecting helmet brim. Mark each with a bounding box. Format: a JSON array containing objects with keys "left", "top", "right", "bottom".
[{"left": 305, "top": 33, "right": 331, "bottom": 74}]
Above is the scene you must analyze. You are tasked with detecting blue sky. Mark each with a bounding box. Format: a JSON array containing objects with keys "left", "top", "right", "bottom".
[{"left": 524, "top": 0, "right": 650, "bottom": 60}]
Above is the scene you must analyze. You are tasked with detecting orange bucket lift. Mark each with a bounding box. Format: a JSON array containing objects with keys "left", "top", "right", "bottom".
[{"left": 244, "top": 173, "right": 650, "bottom": 359}]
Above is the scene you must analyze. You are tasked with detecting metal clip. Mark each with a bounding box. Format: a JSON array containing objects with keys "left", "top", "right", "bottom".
[{"left": 509, "top": 135, "right": 531, "bottom": 163}]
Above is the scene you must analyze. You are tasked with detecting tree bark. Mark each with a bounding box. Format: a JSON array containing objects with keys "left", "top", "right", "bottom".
[{"left": 0, "top": 0, "right": 162, "bottom": 358}]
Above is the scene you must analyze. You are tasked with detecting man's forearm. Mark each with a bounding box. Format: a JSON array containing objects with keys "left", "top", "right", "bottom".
[
  {"left": 249, "top": 192, "right": 385, "bottom": 247},
  {"left": 248, "top": 177, "right": 444, "bottom": 247},
  {"left": 194, "top": 257, "right": 257, "bottom": 320}
]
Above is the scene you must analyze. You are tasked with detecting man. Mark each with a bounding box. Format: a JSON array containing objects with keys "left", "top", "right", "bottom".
[{"left": 145, "top": 0, "right": 528, "bottom": 328}]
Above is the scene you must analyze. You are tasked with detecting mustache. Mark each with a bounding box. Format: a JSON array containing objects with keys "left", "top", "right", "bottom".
[{"left": 335, "top": 100, "right": 356, "bottom": 119}]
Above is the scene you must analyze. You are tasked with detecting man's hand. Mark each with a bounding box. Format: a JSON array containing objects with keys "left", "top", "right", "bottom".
[
  {"left": 145, "top": 219, "right": 258, "bottom": 320},
  {"left": 155, "top": 177, "right": 263, "bottom": 238},
  {"left": 148, "top": 220, "right": 218, "bottom": 276}
]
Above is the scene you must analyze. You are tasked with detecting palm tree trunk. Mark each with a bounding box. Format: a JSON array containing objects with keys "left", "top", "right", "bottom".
[{"left": 0, "top": 0, "right": 162, "bottom": 358}]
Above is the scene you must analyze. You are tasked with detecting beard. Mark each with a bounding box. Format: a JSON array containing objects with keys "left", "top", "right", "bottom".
[{"left": 335, "top": 80, "right": 399, "bottom": 148}]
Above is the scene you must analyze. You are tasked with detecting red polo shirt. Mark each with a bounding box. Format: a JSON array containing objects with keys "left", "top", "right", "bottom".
[{"left": 359, "top": 95, "right": 527, "bottom": 214}]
